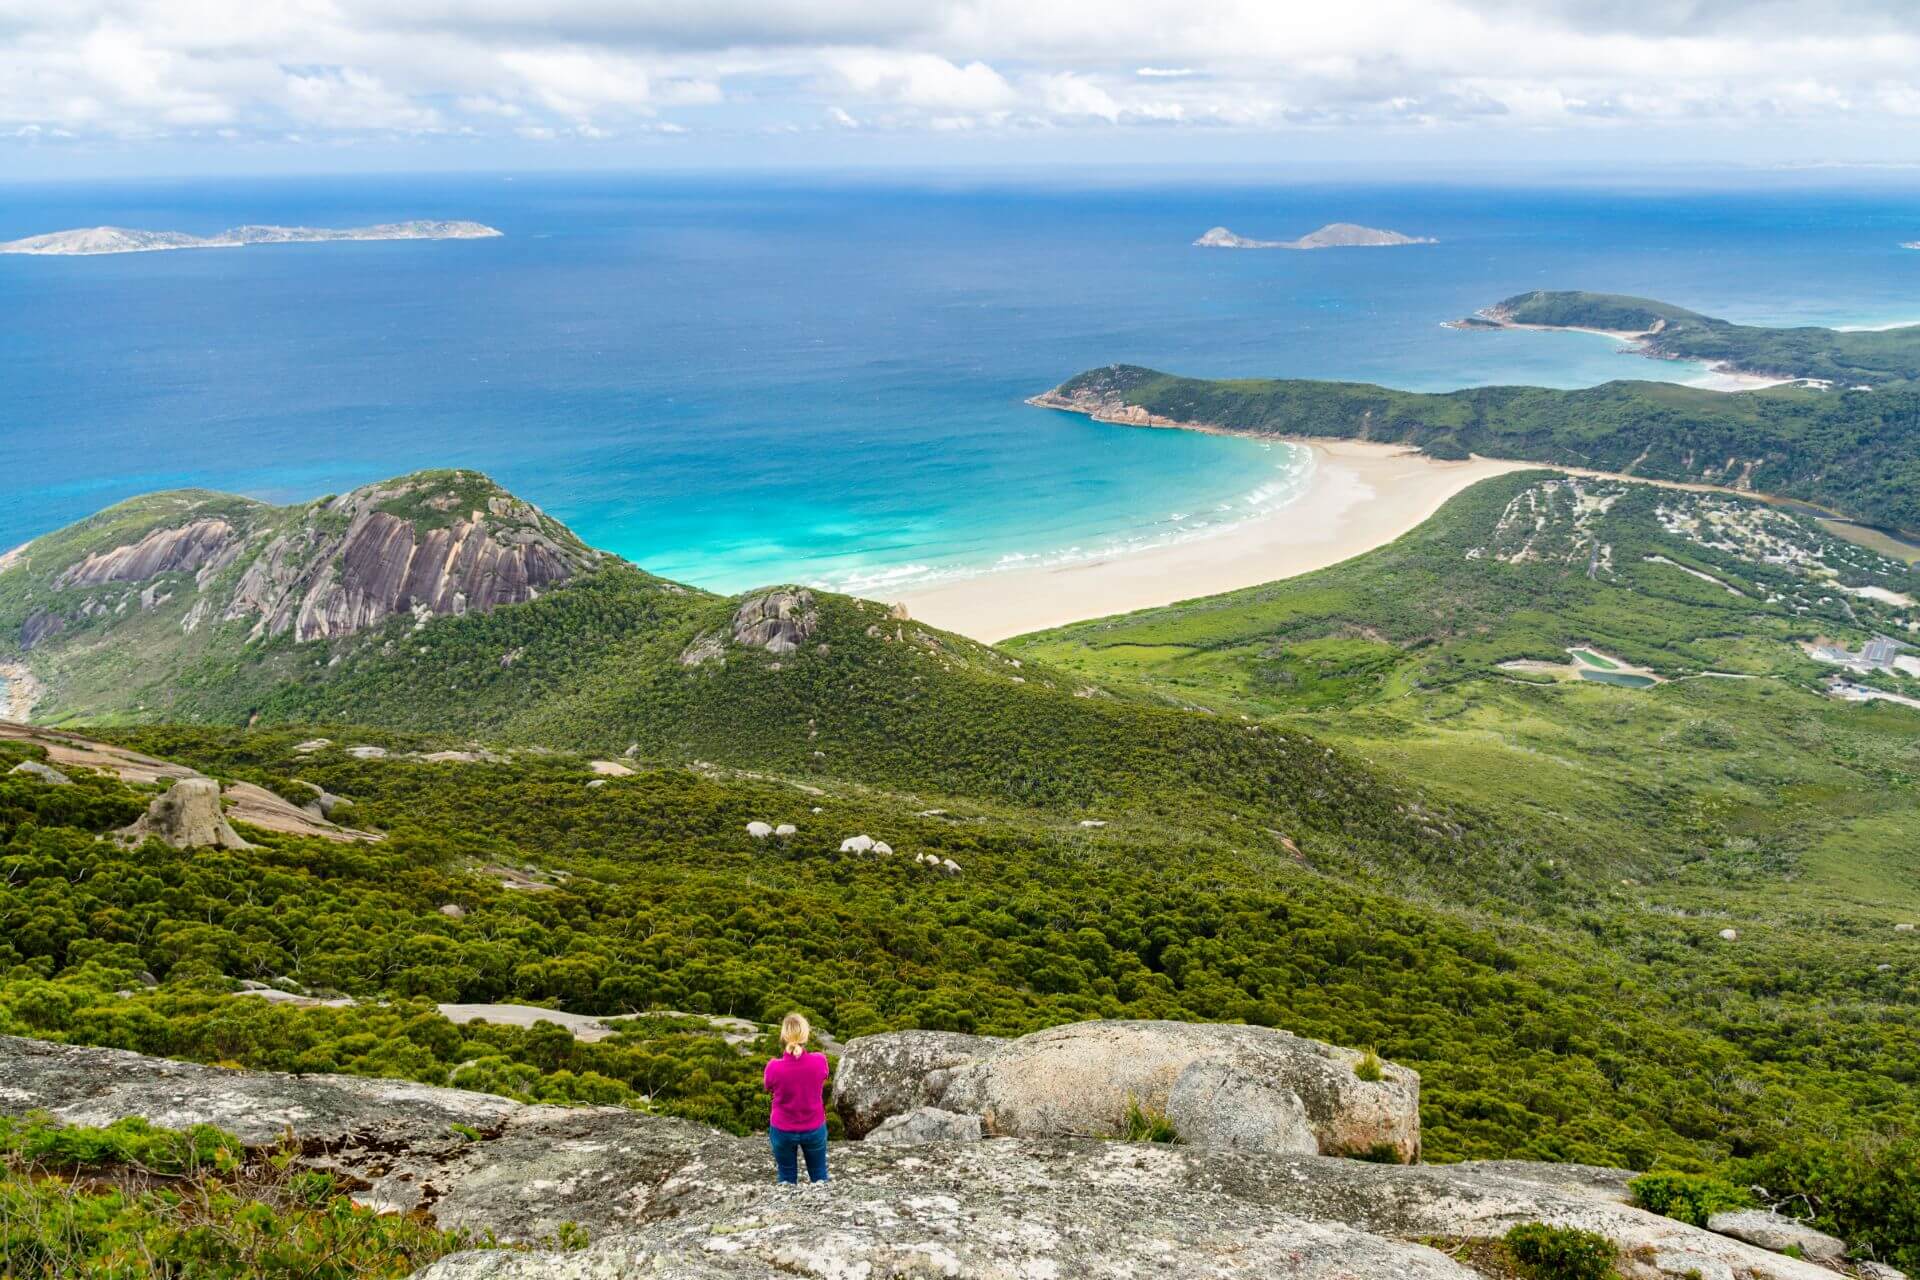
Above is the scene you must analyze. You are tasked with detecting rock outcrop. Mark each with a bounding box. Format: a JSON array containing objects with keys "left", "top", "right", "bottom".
[
  {"left": 729, "top": 589, "right": 818, "bottom": 655},
  {"left": 684, "top": 589, "right": 820, "bottom": 666},
  {"left": 117, "top": 777, "right": 254, "bottom": 850},
  {"left": 54, "top": 518, "right": 240, "bottom": 589},
  {"left": 226, "top": 484, "right": 587, "bottom": 642},
  {"left": 834, "top": 1020, "right": 1422, "bottom": 1162},
  {"left": 6, "top": 473, "right": 599, "bottom": 687},
  {"left": 7, "top": 759, "right": 71, "bottom": 785},
  {"left": 864, "top": 1105, "right": 984, "bottom": 1144},
  {"left": 0, "top": 1034, "right": 1848, "bottom": 1280},
  {"left": 1706, "top": 1210, "right": 1846, "bottom": 1264}
]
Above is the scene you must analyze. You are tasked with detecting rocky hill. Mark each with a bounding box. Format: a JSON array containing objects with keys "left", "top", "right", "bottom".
[
  {"left": 1, "top": 476, "right": 1464, "bottom": 861},
  {"left": 0, "top": 470, "right": 601, "bottom": 720},
  {"left": 1, "top": 1031, "right": 1863, "bottom": 1280}
]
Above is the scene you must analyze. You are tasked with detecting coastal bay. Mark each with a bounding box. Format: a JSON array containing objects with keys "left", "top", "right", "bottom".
[{"left": 895, "top": 440, "right": 1532, "bottom": 640}]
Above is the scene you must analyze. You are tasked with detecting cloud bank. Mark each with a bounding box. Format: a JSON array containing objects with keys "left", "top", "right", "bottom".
[{"left": 2, "top": 0, "right": 1916, "bottom": 157}]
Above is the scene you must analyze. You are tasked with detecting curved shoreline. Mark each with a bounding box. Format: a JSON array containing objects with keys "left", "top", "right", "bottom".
[
  {"left": 896, "top": 393, "right": 1917, "bottom": 643},
  {"left": 893, "top": 440, "right": 1533, "bottom": 642},
  {"left": 1447, "top": 314, "right": 1799, "bottom": 390}
]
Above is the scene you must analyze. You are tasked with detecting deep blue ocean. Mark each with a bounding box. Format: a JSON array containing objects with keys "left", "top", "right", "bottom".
[{"left": 4, "top": 175, "right": 1917, "bottom": 592}]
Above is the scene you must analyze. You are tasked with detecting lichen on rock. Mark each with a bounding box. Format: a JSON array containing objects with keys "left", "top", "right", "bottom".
[
  {"left": 116, "top": 776, "right": 254, "bottom": 850},
  {"left": 833, "top": 1019, "right": 1422, "bottom": 1162},
  {"left": 0, "top": 1034, "right": 1847, "bottom": 1280}
]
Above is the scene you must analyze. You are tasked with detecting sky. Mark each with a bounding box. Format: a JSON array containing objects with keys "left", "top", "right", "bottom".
[{"left": 4, "top": 1, "right": 1920, "bottom": 178}]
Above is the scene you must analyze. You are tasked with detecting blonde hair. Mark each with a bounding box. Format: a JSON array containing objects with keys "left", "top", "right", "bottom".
[{"left": 780, "top": 1012, "right": 811, "bottom": 1056}]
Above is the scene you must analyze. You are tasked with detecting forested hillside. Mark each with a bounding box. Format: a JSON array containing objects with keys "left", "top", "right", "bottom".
[
  {"left": 1035, "top": 363, "right": 1920, "bottom": 535},
  {"left": 4, "top": 469, "right": 1918, "bottom": 1266},
  {"left": 1491, "top": 289, "right": 1920, "bottom": 386}
]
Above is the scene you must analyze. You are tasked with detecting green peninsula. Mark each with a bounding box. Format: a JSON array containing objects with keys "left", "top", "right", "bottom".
[{"left": 1035, "top": 291, "right": 1920, "bottom": 536}]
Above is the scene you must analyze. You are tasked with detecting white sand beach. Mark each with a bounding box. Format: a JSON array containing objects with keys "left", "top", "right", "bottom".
[{"left": 895, "top": 441, "right": 1536, "bottom": 642}]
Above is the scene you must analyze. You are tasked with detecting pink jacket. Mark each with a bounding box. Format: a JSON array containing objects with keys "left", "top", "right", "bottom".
[{"left": 763, "top": 1050, "right": 830, "bottom": 1130}]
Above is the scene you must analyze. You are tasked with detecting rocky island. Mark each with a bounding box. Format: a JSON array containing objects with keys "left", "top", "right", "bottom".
[
  {"left": 0, "top": 220, "right": 502, "bottom": 256},
  {"left": 1195, "top": 222, "right": 1437, "bottom": 249}
]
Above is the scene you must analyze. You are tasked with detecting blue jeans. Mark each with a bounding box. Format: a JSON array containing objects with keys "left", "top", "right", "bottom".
[{"left": 769, "top": 1123, "right": 829, "bottom": 1184}]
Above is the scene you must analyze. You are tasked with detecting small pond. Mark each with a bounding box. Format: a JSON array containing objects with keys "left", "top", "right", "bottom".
[{"left": 1579, "top": 670, "right": 1658, "bottom": 689}]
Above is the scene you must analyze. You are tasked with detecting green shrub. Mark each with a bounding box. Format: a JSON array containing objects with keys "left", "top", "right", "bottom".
[
  {"left": 1628, "top": 1171, "right": 1751, "bottom": 1228},
  {"left": 1735, "top": 1135, "right": 1920, "bottom": 1273},
  {"left": 1503, "top": 1222, "right": 1617, "bottom": 1280},
  {"left": 0, "top": 1113, "right": 243, "bottom": 1177},
  {"left": 1354, "top": 1048, "right": 1383, "bottom": 1082},
  {"left": 1123, "top": 1098, "right": 1179, "bottom": 1144},
  {"left": 0, "top": 1115, "right": 484, "bottom": 1279}
]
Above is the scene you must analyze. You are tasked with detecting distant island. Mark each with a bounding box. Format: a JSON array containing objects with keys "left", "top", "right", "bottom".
[
  {"left": 1193, "top": 223, "right": 1436, "bottom": 250},
  {"left": 0, "top": 220, "right": 503, "bottom": 257}
]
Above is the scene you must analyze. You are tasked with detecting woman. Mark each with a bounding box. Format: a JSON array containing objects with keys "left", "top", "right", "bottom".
[{"left": 763, "top": 1011, "right": 831, "bottom": 1184}]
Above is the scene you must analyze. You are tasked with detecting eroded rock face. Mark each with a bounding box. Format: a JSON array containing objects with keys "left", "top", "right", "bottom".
[
  {"left": 117, "top": 777, "right": 254, "bottom": 850},
  {"left": 228, "top": 492, "right": 585, "bottom": 643},
  {"left": 730, "top": 589, "right": 818, "bottom": 655},
  {"left": 0, "top": 1035, "right": 1844, "bottom": 1280},
  {"left": 12, "top": 474, "right": 599, "bottom": 679},
  {"left": 19, "top": 609, "right": 65, "bottom": 650},
  {"left": 55, "top": 518, "right": 238, "bottom": 589},
  {"left": 834, "top": 1020, "right": 1421, "bottom": 1162}
]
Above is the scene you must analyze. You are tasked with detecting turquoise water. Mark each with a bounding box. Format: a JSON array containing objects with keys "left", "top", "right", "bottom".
[
  {"left": 1579, "top": 671, "right": 1659, "bottom": 689},
  {"left": 4, "top": 175, "right": 1918, "bottom": 593}
]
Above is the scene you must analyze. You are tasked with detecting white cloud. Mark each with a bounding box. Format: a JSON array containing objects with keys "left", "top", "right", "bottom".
[
  {"left": 283, "top": 68, "right": 443, "bottom": 130},
  {"left": 498, "top": 48, "right": 654, "bottom": 118},
  {"left": 827, "top": 50, "right": 1014, "bottom": 111},
  {"left": 0, "top": 1, "right": 1917, "bottom": 153}
]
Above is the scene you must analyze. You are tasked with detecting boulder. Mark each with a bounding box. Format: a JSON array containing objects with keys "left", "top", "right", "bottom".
[
  {"left": 346, "top": 745, "right": 388, "bottom": 760},
  {"left": 830, "top": 1029, "right": 1002, "bottom": 1138},
  {"left": 864, "top": 1106, "right": 984, "bottom": 1145},
  {"left": 744, "top": 821, "right": 773, "bottom": 839},
  {"left": 292, "top": 738, "right": 331, "bottom": 754},
  {"left": 773, "top": 823, "right": 796, "bottom": 837},
  {"left": 730, "top": 589, "right": 818, "bottom": 656},
  {"left": 838, "top": 835, "right": 874, "bottom": 853},
  {"left": 117, "top": 777, "right": 254, "bottom": 850},
  {"left": 1719, "top": 928, "right": 1739, "bottom": 941},
  {"left": 833, "top": 1020, "right": 1421, "bottom": 1163},
  {"left": 0, "top": 1035, "right": 1844, "bottom": 1280},
  {"left": 8, "top": 759, "right": 70, "bottom": 785},
  {"left": 1651, "top": 1252, "right": 1735, "bottom": 1280},
  {"left": 294, "top": 779, "right": 347, "bottom": 819},
  {"left": 1704, "top": 1210, "right": 1846, "bottom": 1263},
  {"left": 871, "top": 840, "right": 893, "bottom": 855},
  {"left": 1897, "top": 923, "right": 1915, "bottom": 933},
  {"left": 438, "top": 903, "right": 466, "bottom": 919},
  {"left": 1857, "top": 1265, "right": 1908, "bottom": 1280}
]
